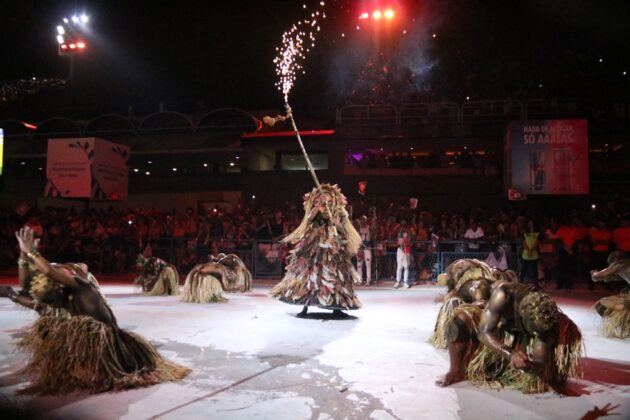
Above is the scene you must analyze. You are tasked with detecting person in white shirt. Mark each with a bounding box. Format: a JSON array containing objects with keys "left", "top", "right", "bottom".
[
  {"left": 356, "top": 215, "right": 373, "bottom": 285},
  {"left": 464, "top": 220, "right": 484, "bottom": 250}
]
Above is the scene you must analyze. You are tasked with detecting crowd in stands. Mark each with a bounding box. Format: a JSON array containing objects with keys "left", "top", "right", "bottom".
[
  {"left": 0, "top": 195, "right": 630, "bottom": 288},
  {"left": 0, "top": 78, "right": 65, "bottom": 107},
  {"left": 0, "top": 196, "right": 628, "bottom": 290}
]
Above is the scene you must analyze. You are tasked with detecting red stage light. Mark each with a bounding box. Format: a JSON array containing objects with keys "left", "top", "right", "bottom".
[
  {"left": 373, "top": 11, "right": 382, "bottom": 20},
  {"left": 384, "top": 9, "right": 394, "bottom": 19},
  {"left": 77, "top": 42, "right": 86, "bottom": 49},
  {"left": 360, "top": 12, "right": 369, "bottom": 19},
  {"left": 69, "top": 43, "right": 76, "bottom": 49},
  {"left": 61, "top": 44, "right": 68, "bottom": 49}
]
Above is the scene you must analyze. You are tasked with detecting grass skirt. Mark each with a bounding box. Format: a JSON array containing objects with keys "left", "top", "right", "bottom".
[
  {"left": 465, "top": 313, "right": 582, "bottom": 393},
  {"left": 17, "top": 316, "right": 190, "bottom": 394},
  {"left": 430, "top": 296, "right": 464, "bottom": 349},
  {"left": 146, "top": 266, "right": 180, "bottom": 296},
  {"left": 596, "top": 293, "right": 630, "bottom": 339},
  {"left": 180, "top": 266, "right": 226, "bottom": 303},
  {"left": 445, "top": 304, "right": 483, "bottom": 368}
]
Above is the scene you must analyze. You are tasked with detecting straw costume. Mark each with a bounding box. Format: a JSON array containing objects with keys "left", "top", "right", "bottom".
[
  {"left": 591, "top": 251, "right": 630, "bottom": 339},
  {"left": 431, "top": 259, "right": 496, "bottom": 349},
  {"left": 180, "top": 253, "right": 252, "bottom": 303},
  {"left": 2, "top": 227, "right": 190, "bottom": 395},
  {"left": 135, "top": 254, "right": 180, "bottom": 296},
  {"left": 270, "top": 184, "right": 362, "bottom": 317},
  {"left": 437, "top": 282, "right": 582, "bottom": 394}
]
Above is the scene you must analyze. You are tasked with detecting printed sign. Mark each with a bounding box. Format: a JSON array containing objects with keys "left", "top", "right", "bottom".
[
  {"left": 45, "top": 137, "right": 129, "bottom": 200},
  {"left": 505, "top": 120, "right": 588, "bottom": 195}
]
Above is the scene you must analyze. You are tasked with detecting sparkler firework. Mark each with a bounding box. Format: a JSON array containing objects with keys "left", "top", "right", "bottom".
[
  {"left": 273, "top": 2, "right": 326, "bottom": 103},
  {"left": 270, "top": 1, "right": 327, "bottom": 187}
]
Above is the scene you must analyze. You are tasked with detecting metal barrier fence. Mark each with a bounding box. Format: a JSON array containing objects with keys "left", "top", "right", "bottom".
[{"left": 147, "top": 238, "right": 520, "bottom": 282}]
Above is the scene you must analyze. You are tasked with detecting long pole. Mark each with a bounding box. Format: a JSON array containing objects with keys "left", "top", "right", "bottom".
[{"left": 284, "top": 101, "right": 320, "bottom": 188}]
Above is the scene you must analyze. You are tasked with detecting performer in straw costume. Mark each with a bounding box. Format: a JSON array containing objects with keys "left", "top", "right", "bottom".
[
  {"left": 181, "top": 253, "right": 252, "bottom": 303},
  {"left": 135, "top": 254, "right": 180, "bottom": 296},
  {"left": 590, "top": 251, "right": 630, "bottom": 339},
  {"left": 0, "top": 227, "right": 190, "bottom": 395},
  {"left": 270, "top": 184, "right": 362, "bottom": 317}
]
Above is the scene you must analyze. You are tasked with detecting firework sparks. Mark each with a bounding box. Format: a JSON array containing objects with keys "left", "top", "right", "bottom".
[{"left": 273, "top": 1, "right": 326, "bottom": 103}]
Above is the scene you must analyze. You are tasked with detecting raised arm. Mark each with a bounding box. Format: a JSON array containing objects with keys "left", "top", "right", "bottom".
[
  {"left": 18, "top": 238, "right": 40, "bottom": 290},
  {"left": 15, "top": 227, "right": 79, "bottom": 288}
]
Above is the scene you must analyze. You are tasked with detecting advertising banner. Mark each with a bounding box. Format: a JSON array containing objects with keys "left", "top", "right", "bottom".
[
  {"left": 45, "top": 138, "right": 93, "bottom": 198},
  {"left": 505, "top": 120, "right": 588, "bottom": 195},
  {"left": 92, "top": 138, "right": 130, "bottom": 200},
  {"left": 45, "top": 137, "right": 129, "bottom": 200}
]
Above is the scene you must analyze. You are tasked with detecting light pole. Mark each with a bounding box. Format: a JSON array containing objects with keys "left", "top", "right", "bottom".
[{"left": 56, "top": 14, "right": 89, "bottom": 81}]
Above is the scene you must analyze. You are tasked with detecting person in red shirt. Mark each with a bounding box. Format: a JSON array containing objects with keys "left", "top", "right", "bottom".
[
  {"left": 612, "top": 216, "right": 630, "bottom": 253},
  {"left": 589, "top": 218, "right": 612, "bottom": 290}
]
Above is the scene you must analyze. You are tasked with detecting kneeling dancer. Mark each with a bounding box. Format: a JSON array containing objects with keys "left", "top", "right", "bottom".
[
  {"left": 437, "top": 281, "right": 582, "bottom": 393},
  {"left": 431, "top": 259, "right": 495, "bottom": 349},
  {"left": 591, "top": 251, "right": 630, "bottom": 339},
  {"left": 270, "top": 184, "right": 362, "bottom": 317},
  {"left": 181, "top": 253, "right": 252, "bottom": 303},
  {"left": 135, "top": 254, "right": 180, "bottom": 296},
  {"left": 4, "top": 227, "right": 190, "bottom": 394}
]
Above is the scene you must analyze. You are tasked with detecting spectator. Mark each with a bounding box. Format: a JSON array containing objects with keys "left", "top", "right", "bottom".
[
  {"left": 356, "top": 215, "right": 374, "bottom": 285},
  {"left": 464, "top": 219, "right": 485, "bottom": 251},
  {"left": 589, "top": 218, "right": 612, "bottom": 290},
  {"left": 613, "top": 215, "right": 630, "bottom": 254},
  {"left": 520, "top": 220, "right": 540, "bottom": 286},
  {"left": 395, "top": 219, "right": 414, "bottom": 289}
]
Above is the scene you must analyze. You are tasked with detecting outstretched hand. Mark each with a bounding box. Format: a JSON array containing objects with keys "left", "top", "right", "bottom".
[
  {"left": 0, "top": 285, "right": 15, "bottom": 298},
  {"left": 15, "top": 226, "right": 36, "bottom": 255}
]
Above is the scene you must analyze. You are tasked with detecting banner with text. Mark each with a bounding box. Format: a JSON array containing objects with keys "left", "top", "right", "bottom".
[
  {"left": 45, "top": 138, "right": 129, "bottom": 200},
  {"left": 505, "top": 119, "right": 588, "bottom": 195}
]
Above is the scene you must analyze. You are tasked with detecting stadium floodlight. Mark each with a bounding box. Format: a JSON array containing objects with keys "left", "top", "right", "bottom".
[{"left": 57, "top": 13, "right": 89, "bottom": 56}]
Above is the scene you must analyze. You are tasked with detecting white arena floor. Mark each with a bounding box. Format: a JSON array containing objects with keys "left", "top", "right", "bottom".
[{"left": 1, "top": 283, "right": 629, "bottom": 420}]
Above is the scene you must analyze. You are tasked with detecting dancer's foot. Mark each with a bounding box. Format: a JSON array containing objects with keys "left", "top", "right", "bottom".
[
  {"left": 394, "top": 282, "right": 401, "bottom": 289},
  {"left": 435, "top": 371, "right": 465, "bottom": 387},
  {"left": 296, "top": 306, "right": 308, "bottom": 318}
]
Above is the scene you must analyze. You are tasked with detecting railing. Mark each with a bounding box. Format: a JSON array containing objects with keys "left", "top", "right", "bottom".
[{"left": 140, "top": 238, "right": 522, "bottom": 282}]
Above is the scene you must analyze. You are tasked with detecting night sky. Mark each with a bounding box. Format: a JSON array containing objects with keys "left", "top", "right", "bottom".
[{"left": 2, "top": 1, "right": 629, "bottom": 116}]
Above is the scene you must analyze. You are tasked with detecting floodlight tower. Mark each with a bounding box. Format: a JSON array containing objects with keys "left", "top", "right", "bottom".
[{"left": 56, "top": 13, "right": 89, "bottom": 81}]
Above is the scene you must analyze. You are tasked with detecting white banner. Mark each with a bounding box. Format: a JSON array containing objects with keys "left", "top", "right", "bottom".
[{"left": 45, "top": 138, "right": 129, "bottom": 200}]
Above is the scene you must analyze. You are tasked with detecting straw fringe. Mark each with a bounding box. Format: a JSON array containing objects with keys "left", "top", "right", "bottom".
[
  {"left": 145, "top": 266, "right": 180, "bottom": 296},
  {"left": 596, "top": 294, "right": 630, "bottom": 338},
  {"left": 466, "top": 313, "right": 582, "bottom": 393},
  {"left": 430, "top": 296, "right": 464, "bottom": 349},
  {"left": 180, "top": 266, "right": 227, "bottom": 303},
  {"left": 17, "top": 316, "right": 190, "bottom": 394},
  {"left": 272, "top": 184, "right": 362, "bottom": 311}
]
